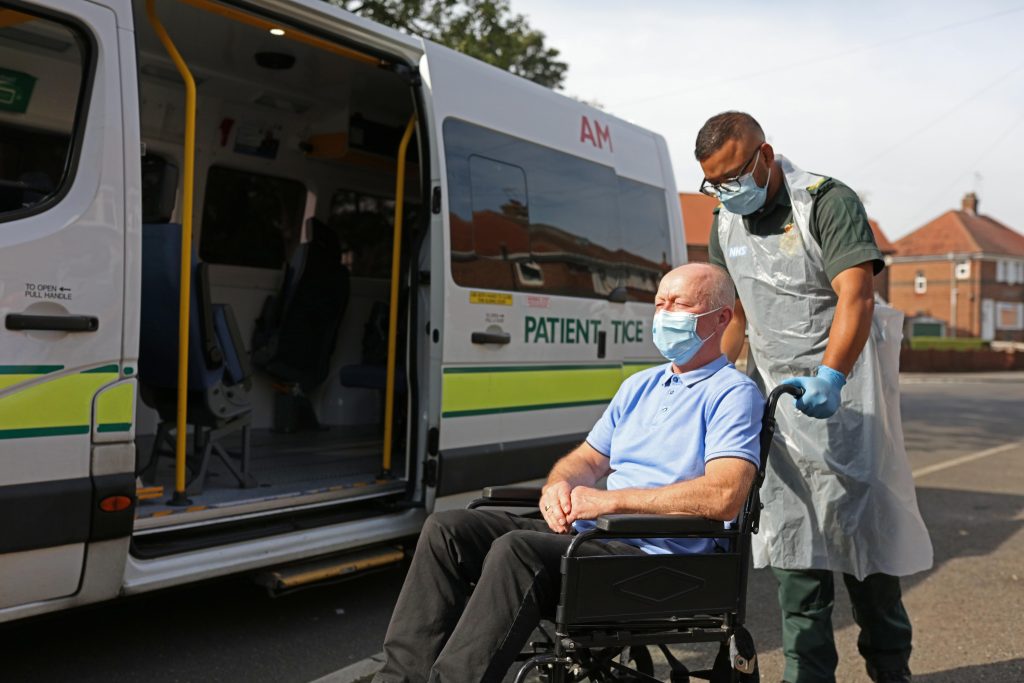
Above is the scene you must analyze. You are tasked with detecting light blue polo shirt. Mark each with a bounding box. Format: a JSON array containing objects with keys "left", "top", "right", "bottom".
[{"left": 579, "top": 355, "right": 764, "bottom": 555}]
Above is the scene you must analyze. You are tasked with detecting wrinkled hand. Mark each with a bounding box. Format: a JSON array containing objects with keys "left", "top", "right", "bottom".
[
  {"left": 541, "top": 481, "right": 572, "bottom": 533},
  {"left": 566, "top": 486, "right": 617, "bottom": 524},
  {"left": 781, "top": 365, "right": 846, "bottom": 419}
]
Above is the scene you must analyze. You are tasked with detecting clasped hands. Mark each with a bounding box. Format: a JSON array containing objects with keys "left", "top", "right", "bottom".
[{"left": 540, "top": 481, "right": 616, "bottom": 534}]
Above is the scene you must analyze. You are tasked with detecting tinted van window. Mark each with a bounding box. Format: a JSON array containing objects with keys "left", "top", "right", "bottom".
[
  {"left": 444, "top": 118, "right": 672, "bottom": 301},
  {"left": 200, "top": 166, "right": 306, "bottom": 269},
  {"left": 0, "top": 9, "right": 90, "bottom": 218}
]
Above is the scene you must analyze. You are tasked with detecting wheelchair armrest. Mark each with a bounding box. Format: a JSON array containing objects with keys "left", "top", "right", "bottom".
[
  {"left": 467, "top": 486, "right": 543, "bottom": 509},
  {"left": 594, "top": 514, "right": 727, "bottom": 536},
  {"left": 483, "top": 486, "right": 543, "bottom": 502}
]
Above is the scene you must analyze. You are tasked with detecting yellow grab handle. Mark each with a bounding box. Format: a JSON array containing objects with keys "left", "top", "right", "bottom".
[
  {"left": 146, "top": 0, "right": 197, "bottom": 501},
  {"left": 382, "top": 116, "right": 417, "bottom": 473}
]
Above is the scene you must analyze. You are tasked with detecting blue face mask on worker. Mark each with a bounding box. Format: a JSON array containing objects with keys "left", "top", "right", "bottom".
[
  {"left": 718, "top": 150, "right": 771, "bottom": 216},
  {"left": 652, "top": 308, "right": 721, "bottom": 366}
]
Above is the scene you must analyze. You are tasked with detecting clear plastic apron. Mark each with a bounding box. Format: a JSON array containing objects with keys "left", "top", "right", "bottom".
[{"left": 718, "top": 156, "right": 933, "bottom": 579}]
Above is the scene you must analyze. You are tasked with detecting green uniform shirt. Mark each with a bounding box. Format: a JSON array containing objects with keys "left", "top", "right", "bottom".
[{"left": 708, "top": 177, "right": 884, "bottom": 282}]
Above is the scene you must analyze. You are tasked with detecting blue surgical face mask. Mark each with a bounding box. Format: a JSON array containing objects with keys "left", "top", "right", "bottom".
[
  {"left": 652, "top": 308, "right": 721, "bottom": 367},
  {"left": 718, "top": 152, "right": 771, "bottom": 216}
]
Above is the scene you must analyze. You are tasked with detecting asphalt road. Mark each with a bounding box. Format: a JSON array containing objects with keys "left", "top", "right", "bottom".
[{"left": 1, "top": 374, "right": 1022, "bottom": 683}]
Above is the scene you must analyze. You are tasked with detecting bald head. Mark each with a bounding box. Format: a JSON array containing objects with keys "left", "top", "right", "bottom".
[
  {"left": 656, "top": 263, "right": 735, "bottom": 313},
  {"left": 694, "top": 111, "right": 765, "bottom": 162}
]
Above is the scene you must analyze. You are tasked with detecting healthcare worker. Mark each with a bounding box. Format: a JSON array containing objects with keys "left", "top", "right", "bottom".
[{"left": 695, "top": 111, "right": 932, "bottom": 683}]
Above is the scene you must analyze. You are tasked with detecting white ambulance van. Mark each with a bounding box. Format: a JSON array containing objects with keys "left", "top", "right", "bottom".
[{"left": 0, "top": 0, "right": 684, "bottom": 622}]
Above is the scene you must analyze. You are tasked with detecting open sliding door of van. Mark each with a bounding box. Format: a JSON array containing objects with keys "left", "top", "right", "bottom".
[
  {"left": 0, "top": 0, "right": 134, "bottom": 613},
  {"left": 424, "top": 43, "right": 674, "bottom": 499}
]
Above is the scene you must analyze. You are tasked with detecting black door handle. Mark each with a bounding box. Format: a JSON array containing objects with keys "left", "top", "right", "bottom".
[
  {"left": 6, "top": 314, "right": 99, "bottom": 332},
  {"left": 471, "top": 331, "right": 511, "bottom": 345}
]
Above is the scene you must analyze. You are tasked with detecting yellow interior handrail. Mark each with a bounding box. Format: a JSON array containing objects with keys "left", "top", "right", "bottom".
[
  {"left": 146, "top": 0, "right": 197, "bottom": 504},
  {"left": 382, "top": 116, "right": 417, "bottom": 473},
  {"left": 180, "top": 0, "right": 384, "bottom": 68}
]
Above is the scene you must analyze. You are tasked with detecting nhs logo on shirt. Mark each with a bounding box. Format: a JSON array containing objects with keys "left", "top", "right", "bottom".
[{"left": 728, "top": 245, "right": 749, "bottom": 258}]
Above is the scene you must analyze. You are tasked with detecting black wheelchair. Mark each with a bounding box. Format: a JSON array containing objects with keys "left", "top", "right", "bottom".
[{"left": 468, "top": 384, "right": 802, "bottom": 683}]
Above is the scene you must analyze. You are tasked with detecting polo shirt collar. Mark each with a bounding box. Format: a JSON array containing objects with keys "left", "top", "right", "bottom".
[{"left": 660, "top": 354, "right": 729, "bottom": 387}]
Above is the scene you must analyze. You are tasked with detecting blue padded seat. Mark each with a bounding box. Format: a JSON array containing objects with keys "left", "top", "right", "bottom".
[{"left": 138, "top": 223, "right": 254, "bottom": 493}]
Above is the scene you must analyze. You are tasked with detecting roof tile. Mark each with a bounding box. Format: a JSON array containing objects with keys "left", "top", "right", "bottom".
[{"left": 895, "top": 210, "right": 1024, "bottom": 257}]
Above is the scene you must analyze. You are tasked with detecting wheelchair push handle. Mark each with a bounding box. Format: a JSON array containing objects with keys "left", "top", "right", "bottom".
[{"left": 766, "top": 383, "right": 803, "bottom": 419}]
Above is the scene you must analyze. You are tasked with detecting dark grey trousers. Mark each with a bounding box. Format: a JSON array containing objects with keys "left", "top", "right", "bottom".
[{"left": 374, "top": 508, "right": 646, "bottom": 683}]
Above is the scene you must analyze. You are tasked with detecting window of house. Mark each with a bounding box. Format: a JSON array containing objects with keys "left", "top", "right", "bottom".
[
  {"left": 996, "top": 259, "right": 1007, "bottom": 283},
  {"left": 996, "top": 302, "right": 1023, "bottom": 331},
  {"left": 199, "top": 166, "right": 306, "bottom": 269},
  {"left": 1009, "top": 260, "right": 1023, "bottom": 286},
  {"left": 914, "top": 272, "right": 927, "bottom": 294},
  {"left": 443, "top": 118, "right": 673, "bottom": 301},
  {"left": 0, "top": 9, "right": 91, "bottom": 220}
]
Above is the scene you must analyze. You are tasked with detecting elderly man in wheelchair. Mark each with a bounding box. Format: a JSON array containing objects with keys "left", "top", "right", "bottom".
[{"left": 375, "top": 263, "right": 796, "bottom": 683}]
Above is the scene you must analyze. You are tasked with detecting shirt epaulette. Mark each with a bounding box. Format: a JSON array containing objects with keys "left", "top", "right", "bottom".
[{"left": 806, "top": 177, "right": 833, "bottom": 195}]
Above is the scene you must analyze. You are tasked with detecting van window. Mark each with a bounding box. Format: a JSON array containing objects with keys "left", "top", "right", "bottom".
[
  {"left": 444, "top": 118, "right": 671, "bottom": 301},
  {"left": 617, "top": 177, "right": 672, "bottom": 299},
  {"left": 0, "top": 9, "right": 90, "bottom": 219},
  {"left": 200, "top": 166, "right": 306, "bottom": 269},
  {"left": 328, "top": 188, "right": 396, "bottom": 278}
]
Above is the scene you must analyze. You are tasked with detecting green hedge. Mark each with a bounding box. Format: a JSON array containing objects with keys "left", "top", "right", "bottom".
[{"left": 908, "top": 336, "right": 986, "bottom": 351}]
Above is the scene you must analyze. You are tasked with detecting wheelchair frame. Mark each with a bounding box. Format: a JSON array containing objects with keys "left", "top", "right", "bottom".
[{"left": 468, "top": 384, "right": 802, "bottom": 683}]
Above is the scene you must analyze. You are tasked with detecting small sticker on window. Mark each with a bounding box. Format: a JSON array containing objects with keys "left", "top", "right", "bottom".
[{"left": 469, "top": 291, "right": 513, "bottom": 306}]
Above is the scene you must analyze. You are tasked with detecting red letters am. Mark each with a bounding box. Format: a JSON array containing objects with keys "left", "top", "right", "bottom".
[{"left": 580, "top": 115, "right": 613, "bottom": 152}]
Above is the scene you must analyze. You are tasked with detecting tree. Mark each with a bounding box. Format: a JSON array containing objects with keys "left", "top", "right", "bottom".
[{"left": 329, "top": 0, "right": 568, "bottom": 89}]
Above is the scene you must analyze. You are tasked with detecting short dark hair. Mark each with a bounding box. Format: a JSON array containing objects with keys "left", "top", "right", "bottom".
[{"left": 694, "top": 111, "right": 764, "bottom": 161}]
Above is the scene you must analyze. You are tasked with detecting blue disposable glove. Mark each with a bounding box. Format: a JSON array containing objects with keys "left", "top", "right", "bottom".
[{"left": 781, "top": 365, "right": 846, "bottom": 419}]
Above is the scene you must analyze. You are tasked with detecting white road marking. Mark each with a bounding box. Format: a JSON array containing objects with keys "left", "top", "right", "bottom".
[{"left": 912, "top": 440, "right": 1024, "bottom": 479}]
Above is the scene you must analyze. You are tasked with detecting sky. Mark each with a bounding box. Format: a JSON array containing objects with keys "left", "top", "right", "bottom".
[{"left": 510, "top": 0, "right": 1024, "bottom": 240}]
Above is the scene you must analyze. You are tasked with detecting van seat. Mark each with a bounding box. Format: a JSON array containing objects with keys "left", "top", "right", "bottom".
[
  {"left": 251, "top": 218, "right": 350, "bottom": 426},
  {"left": 138, "top": 222, "right": 254, "bottom": 493}
]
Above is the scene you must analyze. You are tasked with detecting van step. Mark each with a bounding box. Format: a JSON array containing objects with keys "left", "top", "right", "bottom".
[
  {"left": 256, "top": 546, "right": 405, "bottom": 594},
  {"left": 137, "top": 485, "right": 164, "bottom": 501}
]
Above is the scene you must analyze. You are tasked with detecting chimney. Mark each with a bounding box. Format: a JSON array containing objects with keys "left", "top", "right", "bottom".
[{"left": 962, "top": 192, "right": 979, "bottom": 215}]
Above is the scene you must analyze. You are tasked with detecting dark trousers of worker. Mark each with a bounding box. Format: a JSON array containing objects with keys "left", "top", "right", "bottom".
[
  {"left": 374, "top": 508, "right": 645, "bottom": 683},
  {"left": 772, "top": 568, "right": 913, "bottom": 683}
]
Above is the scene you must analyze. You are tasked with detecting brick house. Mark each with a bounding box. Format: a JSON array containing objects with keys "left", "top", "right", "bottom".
[
  {"left": 888, "top": 193, "right": 1024, "bottom": 342},
  {"left": 679, "top": 192, "right": 717, "bottom": 263},
  {"left": 678, "top": 192, "right": 895, "bottom": 300},
  {"left": 869, "top": 219, "right": 896, "bottom": 302}
]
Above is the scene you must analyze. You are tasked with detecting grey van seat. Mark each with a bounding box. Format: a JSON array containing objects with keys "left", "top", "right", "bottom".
[
  {"left": 251, "top": 218, "right": 350, "bottom": 429},
  {"left": 138, "top": 222, "right": 255, "bottom": 494}
]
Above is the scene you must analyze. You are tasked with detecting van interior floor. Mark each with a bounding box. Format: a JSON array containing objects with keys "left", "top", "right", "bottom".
[{"left": 133, "top": 427, "right": 407, "bottom": 529}]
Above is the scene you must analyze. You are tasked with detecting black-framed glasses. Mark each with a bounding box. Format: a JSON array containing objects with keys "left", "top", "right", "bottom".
[{"left": 699, "top": 146, "right": 762, "bottom": 197}]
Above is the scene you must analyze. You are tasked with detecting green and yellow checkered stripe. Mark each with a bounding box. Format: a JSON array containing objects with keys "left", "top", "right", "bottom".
[
  {"left": 0, "top": 364, "right": 134, "bottom": 439},
  {"left": 441, "top": 362, "right": 659, "bottom": 418}
]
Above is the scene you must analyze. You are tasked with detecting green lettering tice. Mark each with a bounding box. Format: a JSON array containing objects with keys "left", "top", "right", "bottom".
[
  {"left": 611, "top": 319, "right": 623, "bottom": 343},
  {"left": 636, "top": 320, "right": 643, "bottom": 343}
]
